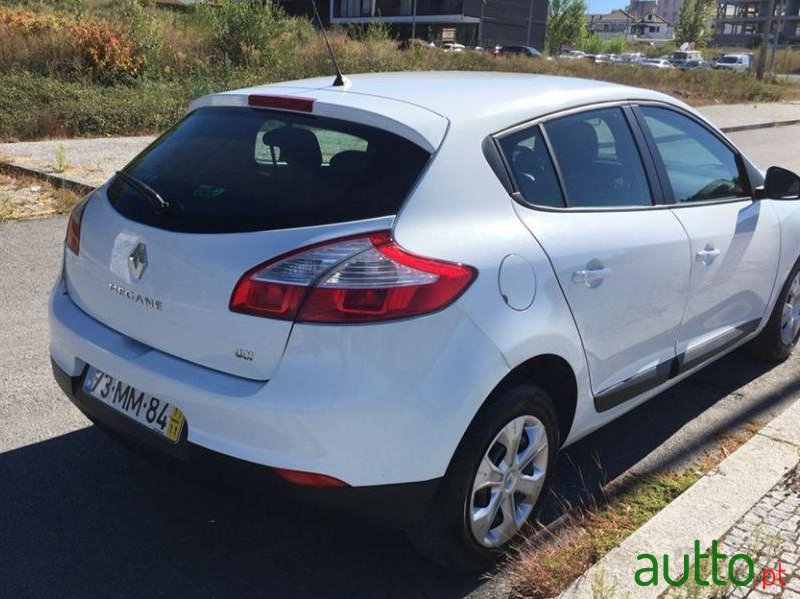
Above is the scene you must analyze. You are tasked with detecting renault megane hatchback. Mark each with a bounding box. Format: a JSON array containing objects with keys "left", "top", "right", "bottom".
[{"left": 50, "top": 72, "right": 800, "bottom": 570}]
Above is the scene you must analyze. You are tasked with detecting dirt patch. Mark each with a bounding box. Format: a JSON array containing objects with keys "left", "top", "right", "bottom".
[{"left": 0, "top": 172, "right": 80, "bottom": 221}]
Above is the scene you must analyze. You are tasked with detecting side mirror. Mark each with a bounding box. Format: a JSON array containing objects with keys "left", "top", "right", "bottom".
[{"left": 762, "top": 166, "right": 800, "bottom": 200}]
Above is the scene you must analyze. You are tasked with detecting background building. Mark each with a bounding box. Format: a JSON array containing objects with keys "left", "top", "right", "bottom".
[
  {"left": 629, "top": 11, "right": 674, "bottom": 39},
  {"left": 713, "top": 0, "right": 800, "bottom": 47},
  {"left": 656, "top": 0, "right": 683, "bottom": 25},
  {"left": 587, "top": 3, "right": 675, "bottom": 43},
  {"left": 326, "top": 0, "right": 548, "bottom": 48},
  {"left": 587, "top": 9, "right": 634, "bottom": 38}
]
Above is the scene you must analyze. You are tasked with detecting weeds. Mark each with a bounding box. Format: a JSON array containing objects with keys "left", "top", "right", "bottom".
[
  {"left": 0, "top": 190, "right": 13, "bottom": 221},
  {"left": 502, "top": 470, "right": 700, "bottom": 598},
  {"left": 0, "top": 173, "right": 81, "bottom": 221},
  {"left": 52, "top": 144, "right": 67, "bottom": 173}
]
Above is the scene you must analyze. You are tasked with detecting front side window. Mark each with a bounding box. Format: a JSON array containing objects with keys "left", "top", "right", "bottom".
[
  {"left": 497, "top": 125, "right": 564, "bottom": 208},
  {"left": 543, "top": 107, "right": 653, "bottom": 208},
  {"left": 640, "top": 106, "right": 748, "bottom": 203}
]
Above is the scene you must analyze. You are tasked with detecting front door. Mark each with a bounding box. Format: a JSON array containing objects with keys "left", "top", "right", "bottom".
[{"left": 636, "top": 105, "right": 780, "bottom": 370}]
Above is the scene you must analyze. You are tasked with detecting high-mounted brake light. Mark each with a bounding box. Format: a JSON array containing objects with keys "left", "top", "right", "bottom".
[
  {"left": 65, "top": 195, "right": 90, "bottom": 255},
  {"left": 229, "top": 231, "right": 476, "bottom": 324},
  {"left": 248, "top": 94, "right": 315, "bottom": 113}
]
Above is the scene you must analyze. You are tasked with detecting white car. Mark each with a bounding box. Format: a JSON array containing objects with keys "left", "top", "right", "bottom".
[
  {"left": 641, "top": 58, "right": 673, "bottom": 69},
  {"left": 50, "top": 72, "right": 800, "bottom": 570},
  {"left": 442, "top": 42, "right": 466, "bottom": 53},
  {"left": 715, "top": 53, "right": 753, "bottom": 72}
]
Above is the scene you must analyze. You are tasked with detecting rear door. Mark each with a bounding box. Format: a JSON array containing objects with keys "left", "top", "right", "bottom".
[
  {"left": 64, "top": 105, "right": 434, "bottom": 380},
  {"left": 503, "top": 105, "right": 692, "bottom": 411},
  {"left": 635, "top": 105, "right": 780, "bottom": 370}
]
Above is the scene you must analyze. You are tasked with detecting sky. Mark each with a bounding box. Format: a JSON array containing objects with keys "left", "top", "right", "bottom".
[{"left": 584, "top": 0, "right": 627, "bottom": 14}]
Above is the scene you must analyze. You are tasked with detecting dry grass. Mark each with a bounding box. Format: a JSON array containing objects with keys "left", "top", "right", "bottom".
[
  {"left": 0, "top": 173, "right": 81, "bottom": 222},
  {"left": 501, "top": 470, "right": 700, "bottom": 598},
  {"left": 500, "top": 421, "right": 766, "bottom": 599}
]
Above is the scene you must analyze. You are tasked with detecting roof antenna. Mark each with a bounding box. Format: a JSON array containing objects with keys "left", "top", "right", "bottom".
[{"left": 309, "top": 0, "right": 347, "bottom": 87}]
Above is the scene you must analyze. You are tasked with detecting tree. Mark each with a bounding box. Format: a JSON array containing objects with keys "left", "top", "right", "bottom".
[
  {"left": 545, "top": 0, "right": 588, "bottom": 55},
  {"left": 675, "top": 0, "right": 715, "bottom": 46}
]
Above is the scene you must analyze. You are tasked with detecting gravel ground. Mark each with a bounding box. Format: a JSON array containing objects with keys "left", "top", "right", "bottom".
[{"left": 0, "top": 136, "right": 155, "bottom": 187}]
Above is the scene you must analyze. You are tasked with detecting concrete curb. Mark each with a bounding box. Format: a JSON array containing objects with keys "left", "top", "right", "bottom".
[
  {"left": 720, "top": 119, "right": 800, "bottom": 134},
  {"left": 558, "top": 398, "right": 800, "bottom": 599},
  {"left": 0, "top": 162, "right": 95, "bottom": 196}
]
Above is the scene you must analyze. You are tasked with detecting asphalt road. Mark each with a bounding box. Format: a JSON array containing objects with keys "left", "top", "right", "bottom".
[{"left": 1, "top": 125, "right": 800, "bottom": 599}]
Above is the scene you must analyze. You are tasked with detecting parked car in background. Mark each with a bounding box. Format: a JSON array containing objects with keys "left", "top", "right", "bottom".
[
  {"left": 558, "top": 50, "right": 586, "bottom": 60},
  {"left": 443, "top": 42, "right": 466, "bottom": 53},
  {"left": 641, "top": 58, "right": 672, "bottom": 69},
  {"left": 679, "top": 59, "right": 713, "bottom": 71},
  {"left": 49, "top": 71, "right": 800, "bottom": 571},
  {"left": 495, "top": 45, "right": 542, "bottom": 58},
  {"left": 666, "top": 50, "right": 703, "bottom": 67},
  {"left": 714, "top": 53, "right": 753, "bottom": 72},
  {"left": 618, "top": 52, "right": 645, "bottom": 64}
]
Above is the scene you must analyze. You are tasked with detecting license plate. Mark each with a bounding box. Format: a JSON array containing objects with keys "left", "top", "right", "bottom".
[{"left": 82, "top": 366, "right": 185, "bottom": 443}]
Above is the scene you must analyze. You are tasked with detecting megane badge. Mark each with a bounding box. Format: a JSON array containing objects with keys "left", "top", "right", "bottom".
[{"left": 128, "top": 242, "right": 148, "bottom": 280}]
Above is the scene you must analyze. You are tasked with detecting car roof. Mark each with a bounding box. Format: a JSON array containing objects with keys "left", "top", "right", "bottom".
[
  {"left": 236, "top": 72, "right": 673, "bottom": 119},
  {"left": 194, "top": 71, "right": 690, "bottom": 148}
]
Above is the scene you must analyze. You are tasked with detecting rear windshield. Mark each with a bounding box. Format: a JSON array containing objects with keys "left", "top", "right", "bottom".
[{"left": 107, "top": 106, "right": 431, "bottom": 233}]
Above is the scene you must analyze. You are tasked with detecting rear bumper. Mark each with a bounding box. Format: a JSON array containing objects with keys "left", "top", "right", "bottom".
[
  {"left": 49, "top": 274, "right": 508, "bottom": 486},
  {"left": 52, "top": 359, "right": 438, "bottom": 527}
]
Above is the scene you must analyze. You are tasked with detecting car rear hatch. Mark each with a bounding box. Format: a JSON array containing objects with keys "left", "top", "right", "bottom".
[{"left": 63, "top": 93, "right": 446, "bottom": 380}]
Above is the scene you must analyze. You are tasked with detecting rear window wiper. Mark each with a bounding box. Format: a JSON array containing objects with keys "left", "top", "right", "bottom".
[{"left": 114, "top": 171, "right": 174, "bottom": 215}]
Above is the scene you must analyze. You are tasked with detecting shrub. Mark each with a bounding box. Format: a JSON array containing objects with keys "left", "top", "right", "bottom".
[
  {"left": 578, "top": 35, "right": 628, "bottom": 55},
  {"left": 0, "top": 7, "right": 144, "bottom": 84},
  {"left": 71, "top": 21, "right": 144, "bottom": 84},
  {"left": 190, "top": 0, "right": 313, "bottom": 68}
]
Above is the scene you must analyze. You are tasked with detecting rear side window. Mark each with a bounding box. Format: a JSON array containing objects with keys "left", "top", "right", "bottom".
[
  {"left": 639, "top": 106, "right": 748, "bottom": 203},
  {"left": 497, "top": 126, "right": 565, "bottom": 208},
  {"left": 108, "top": 107, "right": 431, "bottom": 233},
  {"left": 544, "top": 107, "right": 653, "bottom": 208}
]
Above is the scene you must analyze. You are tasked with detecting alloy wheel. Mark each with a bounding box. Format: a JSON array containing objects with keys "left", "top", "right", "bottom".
[
  {"left": 781, "top": 271, "right": 800, "bottom": 346},
  {"left": 469, "top": 415, "right": 549, "bottom": 548}
]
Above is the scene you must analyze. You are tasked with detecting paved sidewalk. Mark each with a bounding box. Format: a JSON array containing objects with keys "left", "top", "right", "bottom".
[
  {"left": 0, "top": 103, "right": 799, "bottom": 190},
  {"left": 699, "top": 102, "right": 800, "bottom": 132},
  {"left": 0, "top": 135, "right": 155, "bottom": 188},
  {"left": 560, "top": 397, "right": 800, "bottom": 599},
  {"left": 713, "top": 468, "right": 800, "bottom": 598}
]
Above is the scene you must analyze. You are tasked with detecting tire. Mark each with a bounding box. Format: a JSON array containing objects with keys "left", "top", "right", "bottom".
[
  {"left": 749, "top": 259, "right": 800, "bottom": 362},
  {"left": 407, "top": 382, "right": 560, "bottom": 571}
]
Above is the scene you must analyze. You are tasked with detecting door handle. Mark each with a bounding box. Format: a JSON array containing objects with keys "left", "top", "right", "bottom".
[
  {"left": 696, "top": 244, "right": 721, "bottom": 265},
  {"left": 572, "top": 267, "right": 612, "bottom": 288}
]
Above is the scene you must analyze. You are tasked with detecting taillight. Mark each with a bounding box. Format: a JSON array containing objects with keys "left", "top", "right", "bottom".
[
  {"left": 65, "top": 195, "right": 90, "bottom": 255},
  {"left": 272, "top": 467, "right": 348, "bottom": 488},
  {"left": 230, "top": 231, "right": 476, "bottom": 324}
]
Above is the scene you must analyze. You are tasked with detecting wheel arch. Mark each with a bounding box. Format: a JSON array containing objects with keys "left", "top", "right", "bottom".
[{"left": 473, "top": 353, "right": 578, "bottom": 449}]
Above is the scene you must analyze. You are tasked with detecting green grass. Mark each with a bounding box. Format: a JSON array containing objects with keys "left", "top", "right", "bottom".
[{"left": 0, "top": 73, "right": 194, "bottom": 140}]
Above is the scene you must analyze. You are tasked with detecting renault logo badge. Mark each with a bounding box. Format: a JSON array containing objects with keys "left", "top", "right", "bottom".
[{"left": 128, "top": 242, "right": 148, "bottom": 280}]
